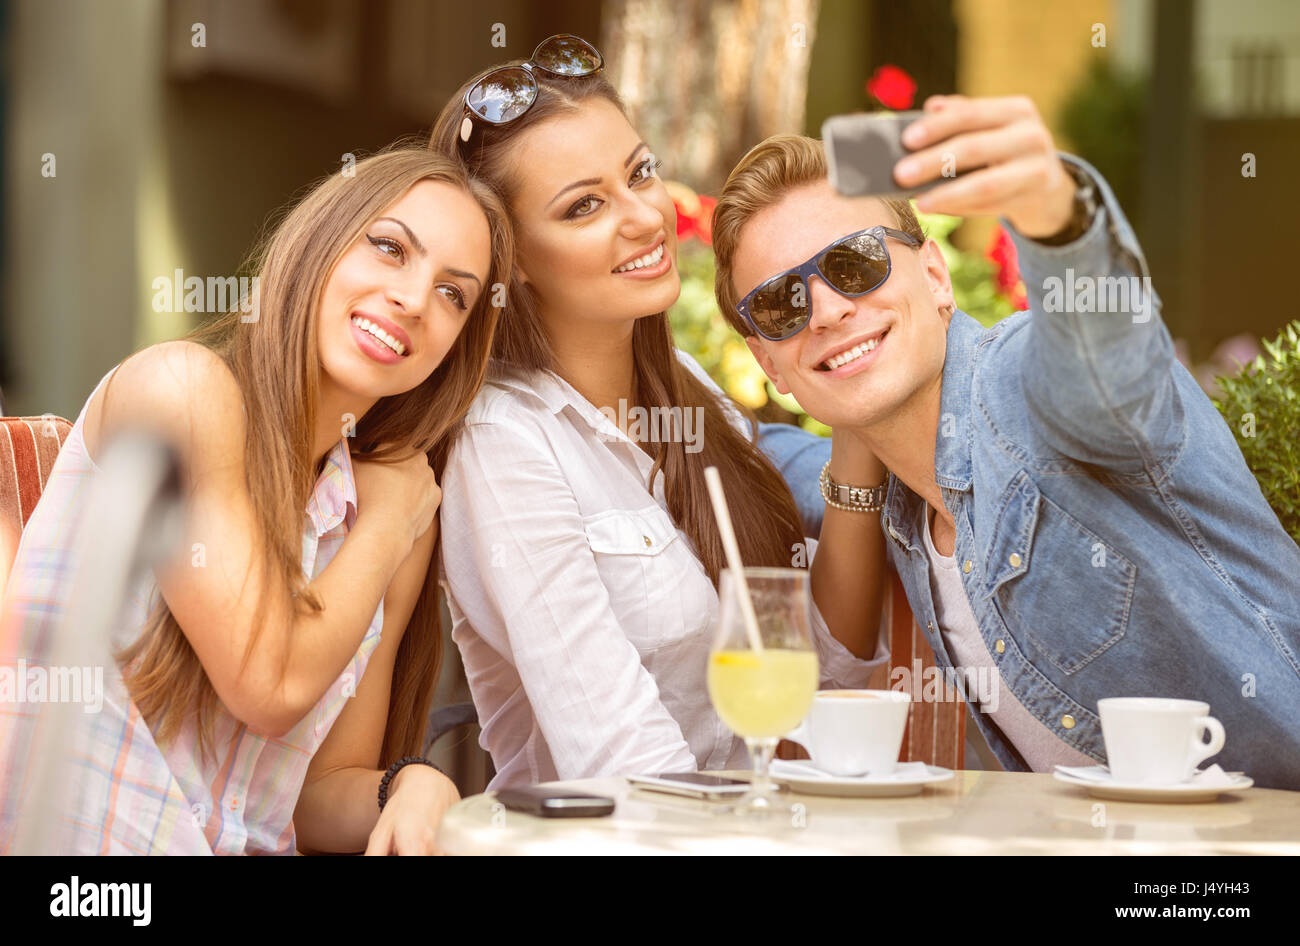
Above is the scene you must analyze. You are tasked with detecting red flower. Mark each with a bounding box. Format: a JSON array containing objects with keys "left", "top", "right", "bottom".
[
  {"left": 673, "top": 192, "right": 716, "bottom": 246},
  {"left": 866, "top": 65, "right": 917, "bottom": 110},
  {"left": 986, "top": 225, "right": 1028, "bottom": 311}
]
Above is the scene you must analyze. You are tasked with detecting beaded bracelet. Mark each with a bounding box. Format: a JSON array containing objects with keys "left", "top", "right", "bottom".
[{"left": 378, "top": 756, "right": 447, "bottom": 811}]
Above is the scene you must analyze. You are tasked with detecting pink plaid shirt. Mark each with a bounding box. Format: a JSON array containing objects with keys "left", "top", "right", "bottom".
[{"left": 0, "top": 365, "right": 385, "bottom": 854}]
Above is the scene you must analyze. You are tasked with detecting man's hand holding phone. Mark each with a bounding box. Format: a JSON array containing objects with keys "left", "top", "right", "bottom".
[{"left": 892, "top": 94, "right": 1078, "bottom": 239}]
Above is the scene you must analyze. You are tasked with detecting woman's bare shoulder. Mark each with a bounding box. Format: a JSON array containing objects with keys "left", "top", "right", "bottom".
[{"left": 85, "top": 340, "right": 246, "bottom": 468}]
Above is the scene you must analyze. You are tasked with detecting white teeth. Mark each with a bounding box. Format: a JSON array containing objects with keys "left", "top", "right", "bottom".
[
  {"left": 822, "top": 335, "right": 881, "bottom": 371},
  {"left": 352, "top": 316, "right": 406, "bottom": 356},
  {"left": 614, "top": 243, "right": 665, "bottom": 273}
]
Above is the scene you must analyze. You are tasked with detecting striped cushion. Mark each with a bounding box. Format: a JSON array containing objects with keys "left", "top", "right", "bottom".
[{"left": 0, "top": 416, "right": 73, "bottom": 588}]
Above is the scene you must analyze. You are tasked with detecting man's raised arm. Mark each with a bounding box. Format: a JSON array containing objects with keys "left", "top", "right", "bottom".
[{"left": 1009, "top": 152, "right": 1184, "bottom": 474}]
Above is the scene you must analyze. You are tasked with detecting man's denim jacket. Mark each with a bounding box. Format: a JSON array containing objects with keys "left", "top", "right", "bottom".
[{"left": 757, "top": 155, "right": 1300, "bottom": 789}]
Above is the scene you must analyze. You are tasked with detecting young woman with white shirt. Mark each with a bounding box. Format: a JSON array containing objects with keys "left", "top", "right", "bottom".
[{"left": 428, "top": 35, "right": 892, "bottom": 788}]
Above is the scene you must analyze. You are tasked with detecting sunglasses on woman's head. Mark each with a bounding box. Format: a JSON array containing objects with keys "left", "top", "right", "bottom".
[
  {"left": 458, "top": 34, "right": 604, "bottom": 149},
  {"left": 736, "top": 226, "right": 923, "bottom": 341}
]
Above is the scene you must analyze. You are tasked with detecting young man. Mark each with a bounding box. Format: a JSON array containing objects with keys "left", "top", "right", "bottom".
[{"left": 725, "top": 95, "right": 1300, "bottom": 789}]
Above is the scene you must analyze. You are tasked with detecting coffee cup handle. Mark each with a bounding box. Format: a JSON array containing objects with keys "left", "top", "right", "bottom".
[
  {"left": 1189, "top": 715, "right": 1226, "bottom": 770},
  {"left": 784, "top": 718, "right": 810, "bottom": 753}
]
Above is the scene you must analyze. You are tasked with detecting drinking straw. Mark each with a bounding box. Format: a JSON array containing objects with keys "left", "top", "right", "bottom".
[{"left": 703, "top": 465, "right": 764, "bottom": 652}]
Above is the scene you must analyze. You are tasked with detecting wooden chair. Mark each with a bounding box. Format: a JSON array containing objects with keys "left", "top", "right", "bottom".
[
  {"left": 779, "top": 570, "right": 967, "bottom": 769},
  {"left": 883, "top": 570, "right": 966, "bottom": 769}
]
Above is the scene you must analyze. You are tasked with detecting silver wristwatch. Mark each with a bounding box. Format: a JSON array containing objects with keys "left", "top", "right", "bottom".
[{"left": 819, "top": 461, "right": 887, "bottom": 513}]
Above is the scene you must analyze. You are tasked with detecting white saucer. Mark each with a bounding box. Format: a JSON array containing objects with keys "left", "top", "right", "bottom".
[
  {"left": 770, "top": 760, "right": 955, "bottom": 797},
  {"left": 1052, "top": 764, "right": 1254, "bottom": 803}
]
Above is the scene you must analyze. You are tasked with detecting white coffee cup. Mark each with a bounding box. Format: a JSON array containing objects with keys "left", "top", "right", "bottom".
[
  {"left": 1097, "top": 697, "right": 1226, "bottom": 784},
  {"left": 784, "top": 689, "right": 911, "bottom": 777}
]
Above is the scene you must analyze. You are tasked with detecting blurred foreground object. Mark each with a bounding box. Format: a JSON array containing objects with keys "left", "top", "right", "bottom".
[{"left": 8, "top": 431, "right": 183, "bottom": 854}]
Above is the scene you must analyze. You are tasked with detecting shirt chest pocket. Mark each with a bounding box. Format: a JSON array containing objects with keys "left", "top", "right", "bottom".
[
  {"left": 581, "top": 505, "right": 699, "bottom": 652},
  {"left": 981, "top": 471, "right": 1137, "bottom": 675},
  {"left": 582, "top": 506, "right": 679, "bottom": 556}
]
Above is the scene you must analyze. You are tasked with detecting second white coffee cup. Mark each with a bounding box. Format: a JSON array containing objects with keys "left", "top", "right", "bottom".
[
  {"left": 784, "top": 689, "right": 911, "bottom": 777},
  {"left": 1098, "top": 697, "right": 1226, "bottom": 784}
]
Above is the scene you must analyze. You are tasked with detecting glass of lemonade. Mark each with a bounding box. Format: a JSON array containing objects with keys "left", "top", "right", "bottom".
[{"left": 707, "top": 567, "right": 819, "bottom": 817}]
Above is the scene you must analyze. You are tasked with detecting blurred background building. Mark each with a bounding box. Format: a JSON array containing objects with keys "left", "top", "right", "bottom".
[
  {"left": 3, "top": 0, "right": 1298, "bottom": 790},
  {"left": 5, "top": 0, "right": 1299, "bottom": 412}
]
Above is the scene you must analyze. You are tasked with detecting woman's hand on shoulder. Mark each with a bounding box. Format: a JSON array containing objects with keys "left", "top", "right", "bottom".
[{"left": 352, "top": 449, "right": 442, "bottom": 553}]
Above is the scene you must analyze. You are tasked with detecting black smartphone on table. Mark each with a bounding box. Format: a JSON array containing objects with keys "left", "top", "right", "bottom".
[{"left": 494, "top": 785, "right": 616, "bottom": 818}]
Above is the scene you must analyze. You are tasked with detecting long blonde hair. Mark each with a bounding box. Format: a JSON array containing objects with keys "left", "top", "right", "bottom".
[
  {"left": 429, "top": 67, "right": 805, "bottom": 585},
  {"left": 116, "top": 145, "right": 514, "bottom": 763}
]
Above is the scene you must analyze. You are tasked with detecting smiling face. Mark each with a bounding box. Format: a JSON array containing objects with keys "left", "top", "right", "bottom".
[
  {"left": 317, "top": 179, "right": 492, "bottom": 401},
  {"left": 732, "top": 180, "right": 955, "bottom": 430},
  {"left": 504, "top": 97, "right": 680, "bottom": 328}
]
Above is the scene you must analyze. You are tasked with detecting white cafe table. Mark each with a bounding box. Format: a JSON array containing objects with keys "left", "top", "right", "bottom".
[{"left": 436, "top": 770, "right": 1300, "bottom": 855}]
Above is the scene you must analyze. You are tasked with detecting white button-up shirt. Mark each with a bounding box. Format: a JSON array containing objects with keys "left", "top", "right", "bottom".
[{"left": 438, "top": 350, "right": 889, "bottom": 789}]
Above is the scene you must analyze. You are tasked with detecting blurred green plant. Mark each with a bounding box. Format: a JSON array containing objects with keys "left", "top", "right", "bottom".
[
  {"left": 1211, "top": 321, "right": 1300, "bottom": 547},
  {"left": 667, "top": 199, "right": 1020, "bottom": 434},
  {"left": 1058, "top": 57, "right": 1148, "bottom": 235}
]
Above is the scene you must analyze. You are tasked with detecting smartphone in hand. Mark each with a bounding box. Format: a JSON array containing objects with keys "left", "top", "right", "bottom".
[{"left": 822, "top": 111, "right": 966, "bottom": 198}]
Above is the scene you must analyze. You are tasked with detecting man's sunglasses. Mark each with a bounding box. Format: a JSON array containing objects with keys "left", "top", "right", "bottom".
[
  {"left": 458, "top": 34, "right": 603, "bottom": 149},
  {"left": 736, "top": 226, "right": 923, "bottom": 341}
]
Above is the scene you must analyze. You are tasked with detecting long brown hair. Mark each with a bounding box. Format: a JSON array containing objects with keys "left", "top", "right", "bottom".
[
  {"left": 429, "top": 67, "right": 804, "bottom": 585},
  {"left": 116, "top": 145, "right": 514, "bottom": 764}
]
